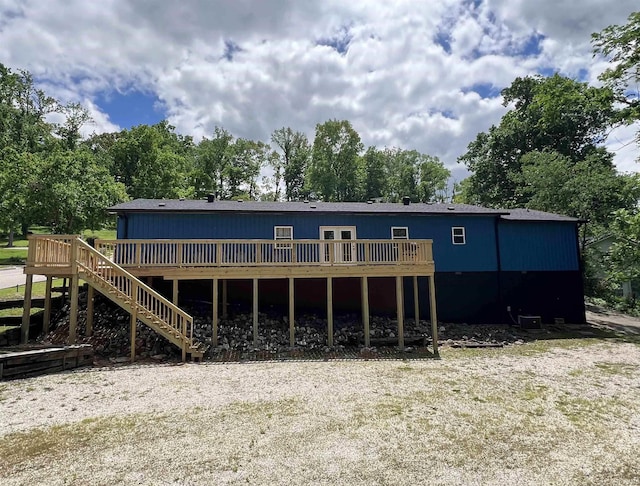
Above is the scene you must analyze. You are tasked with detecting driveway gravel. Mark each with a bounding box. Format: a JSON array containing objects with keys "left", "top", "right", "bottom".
[{"left": 1, "top": 338, "right": 639, "bottom": 485}]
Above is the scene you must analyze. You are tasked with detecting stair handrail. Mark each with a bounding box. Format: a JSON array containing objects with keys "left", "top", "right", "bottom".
[{"left": 73, "top": 237, "right": 195, "bottom": 348}]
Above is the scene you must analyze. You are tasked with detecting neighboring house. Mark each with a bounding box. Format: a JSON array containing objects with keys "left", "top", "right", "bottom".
[
  {"left": 587, "top": 234, "right": 635, "bottom": 300},
  {"left": 22, "top": 199, "right": 585, "bottom": 359}
]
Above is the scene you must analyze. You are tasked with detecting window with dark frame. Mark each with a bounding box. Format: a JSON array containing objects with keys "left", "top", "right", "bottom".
[
  {"left": 452, "top": 226, "right": 466, "bottom": 245},
  {"left": 391, "top": 227, "right": 409, "bottom": 240}
]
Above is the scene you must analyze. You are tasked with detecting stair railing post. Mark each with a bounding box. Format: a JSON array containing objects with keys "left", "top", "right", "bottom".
[{"left": 130, "top": 280, "right": 138, "bottom": 362}]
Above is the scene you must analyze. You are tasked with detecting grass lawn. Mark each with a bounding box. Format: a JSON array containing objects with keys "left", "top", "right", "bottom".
[
  {"left": 0, "top": 279, "right": 64, "bottom": 301},
  {"left": 0, "top": 308, "right": 41, "bottom": 318},
  {"left": 0, "top": 248, "right": 28, "bottom": 265},
  {"left": 82, "top": 229, "right": 117, "bottom": 240},
  {"left": 0, "top": 325, "right": 19, "bottom": 335}
]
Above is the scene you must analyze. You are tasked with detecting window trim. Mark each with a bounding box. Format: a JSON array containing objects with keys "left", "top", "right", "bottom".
[
  {"left": 452, "top": 226, "right": 466, "bottom": 245},
  {"left": 391, "top": 226, "right": 409, "bottom": 240},
  {"left": 274, "top": 225, "right": 293, "bottom": 249}
]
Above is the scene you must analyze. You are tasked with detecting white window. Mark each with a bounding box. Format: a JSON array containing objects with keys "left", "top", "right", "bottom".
[
  {"left": 452, "top": 227, "right": 466, "bottom": 245},
  {"left": 274, "top": 226, "right": 293, "bottom": 249},
  {"left": 391, "top": 227, "right": 409, "bottom": 240}
]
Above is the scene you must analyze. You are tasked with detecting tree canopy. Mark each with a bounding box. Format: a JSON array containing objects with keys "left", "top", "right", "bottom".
[{"left": 458, "top": 74, "right": 616, "bottom": 208}]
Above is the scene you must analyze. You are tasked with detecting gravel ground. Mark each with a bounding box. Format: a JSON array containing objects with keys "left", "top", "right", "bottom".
[{"left": 2, "top": 338, "right": 640, "bottom": 485}]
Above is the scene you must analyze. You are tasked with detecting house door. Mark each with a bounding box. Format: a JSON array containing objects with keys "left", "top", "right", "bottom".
[{"left": 320, "top": 226, "right": 356, "bottom": 263}]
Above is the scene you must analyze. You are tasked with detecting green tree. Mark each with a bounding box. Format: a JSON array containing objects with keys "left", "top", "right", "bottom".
[
  {"left": 520, "top": 149, "right": 638, "bottom": 248},
  {"left": 308, "top": 120, "right": 363, "bottom": 201},
  {"left": 33, "top": 149, "right": 128, "bottom": 233},
  {"left": 0, "top": 148, "right": 40, "bottom": 246},
  {"left": 55, "top": 102, "right": 92, "bottom": 150},
  {"left": 110, "top": 121, "right": 194, "bottom": 199},
  {"left": 382, "top": 148, "right": 450, "bottom": 203},
  {"left": 0, "top": 63, "right": 57, "bottom": 153},
  {"left": 227, "top": 138, "right": 269, "bottom": 199},
  {"left": 458, "top": 74, "right": 615, "bottom": 207},
  {"left": 592, "top": 12, "right": 640, "bottom": 155},
  {"left": 271, "top": 127, "right": 310, "bottom": 201},
  {"left": 606, "top": 209, "right": 640, "bottom": 295},
  {"left": 192, "top": 127, "right": 233, "bottom": 199},
  {"left": 362, "top": 146, "right": 386, "bottom": 200}
]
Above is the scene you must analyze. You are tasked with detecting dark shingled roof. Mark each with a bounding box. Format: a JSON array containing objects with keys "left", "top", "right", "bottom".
[
  {"left": 500, "top": 208, "right": 580, "bottom": 222},
  {"left": 109, "top": 199, "right": 508, "bottom": 216},
  {"left": 109, "top": 199, "right": 578, "bottom": 222}
]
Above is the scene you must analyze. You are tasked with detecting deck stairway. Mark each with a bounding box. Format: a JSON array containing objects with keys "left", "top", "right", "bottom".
[{"left": 44, "top": 237, "right": 206, "bottom": 360}]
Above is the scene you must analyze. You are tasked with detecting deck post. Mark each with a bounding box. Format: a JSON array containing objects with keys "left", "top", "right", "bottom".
[
  {"left": 172, "top": 280, "right": 179, "bottom": 306},
  {"left": 69, "top": 237, "right": 79, "bottom": 344},
  {"left": 86, "top": 285, "right": 94, "bottom": 336},
  {"left": 396, "top": 276, "right": 404, "bottom": 350},
  {"left": 327, "top": 277, "right": 333, "bottom": 347},
  {"left": 362, "top": 276, "right": 370, "bottom": 348},
  {"left": 222, "top": 279, "right": 228, "bottom": 319},
  {"left": 212, "top": 278, "right": 219, "bottom": 347},
  {"left": 289, "top": 277, "right": 295, "bottom": 348},
  {"left": 21, "top": 274, "right": 34, "bottom": 344},
  {"left": 43, "top": 276, "right": 53, "bottom": 335},
  {"left": 413, "top": 275, "right": 420, "bottom": 326},
  {"left": 68, "top": 274, "right": 79, "bottom": 344},
  {"left": 428, "top": 275, "right": 439, "bottom": 357},
  {"left": 130, "top": 282, "right": 138, "bottom": 362},
  {"left": 253, "top": 278, "right": 259, "bottom": 348}
]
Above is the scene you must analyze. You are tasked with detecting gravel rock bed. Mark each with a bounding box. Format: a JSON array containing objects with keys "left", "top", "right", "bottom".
[{"left": 37, "top": 291, "right": 571, "bottom": 361}]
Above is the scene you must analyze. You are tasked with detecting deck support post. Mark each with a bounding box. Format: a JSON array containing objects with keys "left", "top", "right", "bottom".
[
  {"left": 428, "top": 275, "right": 439, "bottom": 357},
  {"left": 362, "top": 276, "right": 370, "bottom": 348},
  {"left": 212, "top": 278, "right": 219, "bottom": 347},
  {"left": 68, "top": 274, "right": 79, "bottom": 344},
  {"left": 413, "top": 276, "right": 420, "bottom": 326},
  {"left": 172, "top": 280, "right": 179, "bottom": 306},
  {"left": 327, "top": 277, "right": 333, "bottom": 347},
  {"left": 222, "top": 279, "right": 228, "bottom": 319},
  {"left": 288, "top": 277, "right": 295, "bottom": 348},
  {"left": 86, "top": 285, "right": 94, "bottom": 336},
  {"left": 130, "top": 282, "right": 138, "bottom": 362},
  {"left": 43, "top": 276, "right": 53, "bottom": 335},
  {"left": 21, "top": 274, "right": 34, "bottom": 344},
  {"left": 396, "top": 276, "right": 404, "bottom": 351},
  {"left": 252, "top": 278, "right": 259, "bottom": 348}
]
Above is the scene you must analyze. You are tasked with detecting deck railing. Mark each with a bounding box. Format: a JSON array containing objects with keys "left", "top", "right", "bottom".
[
  {"left": 75, "top": 239, "right": 193, "bottom": 346},
  {"left": 93, "top": 239, "right": 434, "bottom": 268},
  {"left": 27, "top": 235, "right": 74, "bottom": 267}
]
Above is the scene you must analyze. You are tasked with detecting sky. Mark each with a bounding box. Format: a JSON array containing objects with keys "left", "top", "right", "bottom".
[{"left": 1, "top": 0, "right": 638, "bottom": 183}]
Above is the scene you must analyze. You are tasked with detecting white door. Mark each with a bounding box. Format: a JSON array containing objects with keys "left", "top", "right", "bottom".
[{"left": 320, "top": 226, "right": 356, "bottom": 263}]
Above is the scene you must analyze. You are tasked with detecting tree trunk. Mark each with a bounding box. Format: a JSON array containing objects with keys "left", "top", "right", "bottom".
[{"left": 7, "top": 229, "right": 14, "bottom": 248}]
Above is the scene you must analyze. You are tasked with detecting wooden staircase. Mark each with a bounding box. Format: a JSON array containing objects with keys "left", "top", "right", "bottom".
[{"left": 74, "top": 238, "right": 206, "bottom": 360}]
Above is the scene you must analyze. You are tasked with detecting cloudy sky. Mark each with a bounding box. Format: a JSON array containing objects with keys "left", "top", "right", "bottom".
[{"left": 1, "top": 0, "right": 638, "bottom": 182}]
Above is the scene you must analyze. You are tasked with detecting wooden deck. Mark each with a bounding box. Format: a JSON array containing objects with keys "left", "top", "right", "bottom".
[
  {"left": 26, "top": 237, "right": 435, "bottom": 278},
  {"left": 22, "top": 235, "right": 439, "bottom": 356}
]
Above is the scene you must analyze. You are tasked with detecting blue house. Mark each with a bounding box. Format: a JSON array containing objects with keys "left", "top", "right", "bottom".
[
  {"left": 22, "top": 198, "right": 584, "bottom": 360},
  {"left": 109, "top": 199, "right": 585, "bottom": 325}
]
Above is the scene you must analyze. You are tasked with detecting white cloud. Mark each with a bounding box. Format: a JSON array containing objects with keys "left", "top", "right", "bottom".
[{"left": 0, "top": 0, "right": 637, "bottom": 174}]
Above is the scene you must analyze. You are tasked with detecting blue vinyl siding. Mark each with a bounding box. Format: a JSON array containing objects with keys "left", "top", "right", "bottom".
[
  {"left": 498, "top": 221, "right": 579, "bottom": 271},
  {"left": 119, "top": 212, "right": 499, "bottom": 272}
]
